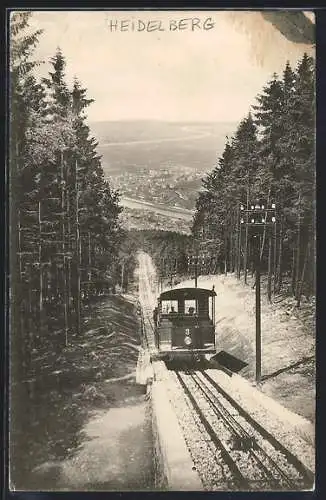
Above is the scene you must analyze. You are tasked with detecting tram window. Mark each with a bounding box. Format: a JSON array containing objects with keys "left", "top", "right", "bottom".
[
  {"left": 185, "top": 299, "right": 197, "bottom": 315},
  {"left": 161, "top": 300, "right": 178, "bottom": 314}
]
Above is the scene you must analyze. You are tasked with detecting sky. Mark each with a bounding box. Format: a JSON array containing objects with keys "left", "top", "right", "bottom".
[{"left": 25, "top": 10, "right": 315, "bottom": 123}]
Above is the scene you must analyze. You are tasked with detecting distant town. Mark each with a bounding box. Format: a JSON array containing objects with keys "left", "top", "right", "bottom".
[
  {"left": 110, "top": 165, "right": 204, "bottom": 211},
  {"left": 120, "top": 206, "right": 192, "bottom": 233}
]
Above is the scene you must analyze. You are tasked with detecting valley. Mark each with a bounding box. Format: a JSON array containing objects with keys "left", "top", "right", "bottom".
[{"left": 89, "top": 120, "right": 237, "bottom": 227}]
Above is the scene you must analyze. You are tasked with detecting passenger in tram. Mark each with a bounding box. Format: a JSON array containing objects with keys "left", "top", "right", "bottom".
[{"left": 188, "top": 306, "right": 195, "bottom": 316}]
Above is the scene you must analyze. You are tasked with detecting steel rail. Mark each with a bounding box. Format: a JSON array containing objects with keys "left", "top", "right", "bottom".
[
  {"left": 176, "top": 370, "right": 250, "bottom": 489},
  {"left": 201, "top": 371, "right": 314, "bottom": 486},
  {"left": 190, "top": 371, "right": 300, "bottom": 489}
]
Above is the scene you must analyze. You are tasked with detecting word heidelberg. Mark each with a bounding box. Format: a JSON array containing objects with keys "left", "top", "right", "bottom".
[{"left": 107, "top": 17, "right": 215, "bottom": 32}]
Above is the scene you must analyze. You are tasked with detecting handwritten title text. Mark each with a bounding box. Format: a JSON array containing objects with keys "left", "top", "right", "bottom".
[{"left": 107, "top": 17, "right": 215, "bottom": 32}]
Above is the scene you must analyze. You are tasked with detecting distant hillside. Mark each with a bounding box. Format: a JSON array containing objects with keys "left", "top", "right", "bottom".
[
  {"left": 89, "top": 120, "right": 238, "bottom": 175},
  {"left": 89, "top": 120, "right": 237, "bottom": 145}
]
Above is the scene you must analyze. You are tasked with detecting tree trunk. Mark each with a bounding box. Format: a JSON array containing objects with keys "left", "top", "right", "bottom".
[
  {"left": 66, "top": 176, "right": 72, "bottom": 328},
  {"left": 60, "top": 153, "right": 69, "bottom": 346},
  {"left": 260, "top": 187, "right": 271, "bottom": 260},
  {"left": 224, "top": 231, "right": 227, "bottom": 275},
  {"left": 88, "top": 231, "right": 92, "bottom": 281},
  {"left": 10, "top": 139, "right": 30, "bottom": 482},
  {"left": 74, "top": 159, "right": 81, "bottom": 335},
  {"left": 296, "top": 241, "right": 310, "bottom": 308},
  {"left": 121, "top": 260, "right": 125, "bottom": 291},
  {"left": 237, "top": 209, "right": 241, "bottom": 280},
  {"left": 38, "top": 200, "right": 44, "bottom": 332},
  {"left": 307, "top": 226, "right": 316, "bottom": 299},
  {"left": 291, "top": 247, "right": 296, "bottom": 296},
  {"left": 294, "top": 215, "right": 301, "bottom": 298},
  {"left": 233, "top": 218, "right": 237, "bottom": 273},
  {"left": 243, "top": 174, "right": 250, "bottom": 285},
  {"left": 229, "top": 226, "right": 233, "bottom": 272}
]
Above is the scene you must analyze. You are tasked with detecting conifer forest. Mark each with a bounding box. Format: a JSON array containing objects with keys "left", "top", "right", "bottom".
[
  {"left": 137, "top": 54, "right": 315, "bottom": 302},
  {"left": 10, "top": 12, "right": 135, "bottom": 390},
  {"left": 8, "top": 11, "right": 315, "bottom": 486},
  {"left": 9, "top": 11, "right": 316, "bottom": 372},
  {"left": 191, "top": 55, "right": 315, "bottom": 304}
]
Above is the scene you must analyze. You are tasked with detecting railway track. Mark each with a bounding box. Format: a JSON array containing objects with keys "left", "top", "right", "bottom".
[
  {"left": 172, "top": 368, "right": 313, "bottom": 490},
  {"left": 138, "top": 255, "right": 157, "bottom": 350},
  {"left": 137, "top": 254, "right": 313, "bottom": 490}
]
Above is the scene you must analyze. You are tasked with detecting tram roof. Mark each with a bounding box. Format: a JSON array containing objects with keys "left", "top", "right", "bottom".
[{"left": 159, "top": 287, "right": 216, "bottom": 300}]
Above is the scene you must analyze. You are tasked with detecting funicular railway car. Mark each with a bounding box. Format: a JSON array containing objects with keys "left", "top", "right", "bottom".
[{"left": 153, "top": 287, "right": 217, "bottom": 361}]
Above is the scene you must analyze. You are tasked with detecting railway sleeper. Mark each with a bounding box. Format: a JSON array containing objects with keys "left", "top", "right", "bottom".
[{"left": 230, "top": 435, "right": 257, "bottom": 451}]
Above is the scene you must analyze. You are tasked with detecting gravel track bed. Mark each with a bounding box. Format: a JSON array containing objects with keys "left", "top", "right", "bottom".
[
  {"left": 162, "top": 367, "right": 235, "bottom": 490},
  {"left": 140, "top": 302, "right": 313, "bottom": 490},
  {"left": 141, "top": 308, "right": 155, "bottom": 349},
  {"left": 205, "top": 369, "right": 315, "bottom": 473},
  {"left": 157, "top": 363, "right": 311, "bottom": 491},
  {"left": 189, "top": 371, "right": 310, "bottom": 489},
  {"left": 199, "top": 372, "right": 313, "bottom": 481},
  {"left": 177, "top": 371, "right": 285, "bottom": 490},
  {"left": 138, "top": 276, "right": 156, "bottom": 349},
  {"left": 138, "top": 253, "right": 314, "bottom": 491}
]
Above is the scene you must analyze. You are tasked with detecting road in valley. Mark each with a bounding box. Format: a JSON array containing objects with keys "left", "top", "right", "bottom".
[{"left": 121, "top": 197, "right": 195, "bottom": 221}]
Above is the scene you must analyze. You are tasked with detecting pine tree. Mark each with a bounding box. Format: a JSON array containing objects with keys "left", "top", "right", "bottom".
[
  {"left": 9, "top": 11, "right": 45, "bottom": 484},
  {"left": 10, "top": 11, "right": 46, "bottom": 371},
  {"left": 71, "top": 78, "right": 122, "bottom": 295},
  {"left": 42, "top": 48, "right": 72, "bottom": 119},
  {"left": 191, "top": 56, "right": 315, "bottom": 302},
  {"left": 230, "top": 114, "right": 259, "bottom": 279},
  {"left": 289, "top": 54, "right": 315, "bottom": 301}
]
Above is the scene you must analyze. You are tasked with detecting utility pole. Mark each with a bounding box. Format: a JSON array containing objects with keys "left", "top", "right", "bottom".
[
  {"left": 194, "top": 239, "right": 199, "bottom": 288},
  {"left": 273, "top": 216, "right": 277, "bottom": 295},
  {"left": 254, "top": 234, "right": 261, "bottom": 384},
  {"left": 240, "top": 201, "right": 276, "bottom": 384},
  {"left": 236, "top": 206, "right": 242, "bottom": 280},
  {"left": 267, "top": 234, "right": 272, "bottom": 302}
]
